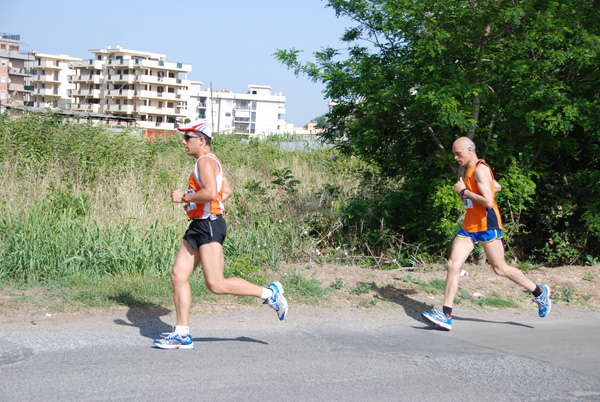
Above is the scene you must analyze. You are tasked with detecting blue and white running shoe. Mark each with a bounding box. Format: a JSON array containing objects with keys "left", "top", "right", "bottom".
[
  {"left": 535, "top": 284, "right": 551, "bottom": 318},
  {"left": 421, "top": 307, "right": 452, "bottom": 331},
  {"left": 153, "top": 332, "right": 194, "bottom": 349},
  {"left": 265, "top": 281, "right": 288, "bottom": 321}
]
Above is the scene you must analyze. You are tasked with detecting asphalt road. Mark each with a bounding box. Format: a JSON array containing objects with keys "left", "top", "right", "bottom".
[{"left": 1, "top": 305, "right": 599, "bottom": 401}]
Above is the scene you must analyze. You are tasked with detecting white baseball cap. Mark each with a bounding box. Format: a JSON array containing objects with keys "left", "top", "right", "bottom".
[{"left": 177, "top": 120, "right": 213, "bottom": 138}]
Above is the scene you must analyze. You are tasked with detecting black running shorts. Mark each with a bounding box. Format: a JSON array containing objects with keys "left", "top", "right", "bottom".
[{"left": 183, "top": 215, "right": 227, "bottom": 249}]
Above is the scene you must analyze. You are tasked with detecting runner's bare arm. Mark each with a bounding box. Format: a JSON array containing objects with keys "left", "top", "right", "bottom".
[{"left": 472, "top": 165, "right": 496, "bottom": 209}]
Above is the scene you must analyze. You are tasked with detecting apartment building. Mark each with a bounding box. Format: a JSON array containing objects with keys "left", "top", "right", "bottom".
[
  {"left": 188, "top": 82, "right": 288, "bottom": 135},
  {"left": 68, "top": 44, "right": 192, "bottom": 130},
  {"left": 30, "top": 53, "right": 81, "bottom": 109},
  {"left": 3, "top": 40, "right": 292, "bottom": 134},
  {"left": 0, "top": 33, "right": 34, "bottom": 106}
]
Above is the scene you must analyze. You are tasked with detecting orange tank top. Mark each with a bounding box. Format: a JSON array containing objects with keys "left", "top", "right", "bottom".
[
  {"left": 461, "top": 160, "right": 502, "bottom": 232},
  {"left": 184, "top": 153, "right": 224, "bottom": 220}
]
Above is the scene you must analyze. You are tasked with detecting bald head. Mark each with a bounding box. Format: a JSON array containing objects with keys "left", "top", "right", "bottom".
[
  {"left": 453, "top": 137, "right": 476, "bottom": 153},
  {"left": 452, "top": 137, "right": 478, "bottom": 167}
]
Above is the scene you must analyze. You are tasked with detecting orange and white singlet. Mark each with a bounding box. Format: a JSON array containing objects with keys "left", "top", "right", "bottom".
[
  {"left": 461, "top": 160, "right": 502, "bottom": 232},
  {"left": 184, "top": 153, "right": 224, "bottom": 220}
]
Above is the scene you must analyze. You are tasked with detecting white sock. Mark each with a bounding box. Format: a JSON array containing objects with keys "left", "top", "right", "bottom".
[
  {"left": 261, "top": 287, "right": 274, "bottom": 300},
  {"left": 174, "top": 325, "right": 189, "bottom": 336}
]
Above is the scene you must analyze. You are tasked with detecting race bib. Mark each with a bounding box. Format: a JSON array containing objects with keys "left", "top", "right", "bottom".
[
  {"left": 463, "top": 196, "right": 474, "bottom": 209},
  {"left": 185, "top": 189, "right": 197, "bottom": 211}
]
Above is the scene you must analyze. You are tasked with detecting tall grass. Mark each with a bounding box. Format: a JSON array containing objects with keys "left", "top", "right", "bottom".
[{"left": 0, "top": 111, "right": 384, "bottom": 304}]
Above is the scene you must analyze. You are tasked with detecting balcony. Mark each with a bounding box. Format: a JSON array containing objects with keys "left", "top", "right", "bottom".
[
  {"left": 105, "top": 89, "right": 135, "bottom": 98},
  {"left": 138, "top": 59, "right": 191, "bottom": 73},
  {"left": 35, "top": 60, "right": 61, "bottom": 69},
  {"left": 68, "top": 74, "right": 103, "bottom": 84},
  {"left": 33, "top": 88, "right": 58, "bottom": 96},
  {"left": 8, "top": 67, "right": 32, "bottom": 76},
  {"left": 106, "top": 104, "right": 135, "bottom": 113},
  {"left": 69, "top": 88, "right": 102, "bottom": 98},
  {"left": 106, "top": 73, "right": 135, "bottom": 84},
  {"left": 69, "top": 59, "right": 104, "bottom": 70},
  {"left": 35, "top": 74, "right": 60, "bottom": 83},
  {"left": 107, "top": 58, "right": 135, "bottom": 68},
  {"left": 71, "top": 103, "right": 101, "bottom": 113}
]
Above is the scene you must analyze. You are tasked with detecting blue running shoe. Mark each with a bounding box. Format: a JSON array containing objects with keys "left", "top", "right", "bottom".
[
  {"left": 153, "top": 332, "right": 194, "bottom": 350},
  {"left": 535, "top": 284, "right": 551, "bottom": 318},
  {"left": 265, "top": 281, "right": 288, "bottom": 321},
  {"left": 421, "top": 307, "right": 452, "bottom": 331}
]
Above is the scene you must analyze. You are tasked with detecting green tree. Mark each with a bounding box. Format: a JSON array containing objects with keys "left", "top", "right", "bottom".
[
  {"left": 276, "top": 0, "right": 600, "bottom": 263},
  {"left": 312, "top": 114, "right": 328, "bottom": 128}
]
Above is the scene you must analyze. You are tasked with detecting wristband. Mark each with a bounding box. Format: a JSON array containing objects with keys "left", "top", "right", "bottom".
[
  {"left": 460, "top": 188, "right": 466, "bottom": 196},
  {"left": 182, "top": 193, "right": 188, "bottom": 203}
]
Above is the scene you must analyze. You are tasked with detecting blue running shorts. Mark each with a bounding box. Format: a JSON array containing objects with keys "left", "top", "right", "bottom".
[{"left": 457, "top": 228, "right": 502, "bottom": 244}]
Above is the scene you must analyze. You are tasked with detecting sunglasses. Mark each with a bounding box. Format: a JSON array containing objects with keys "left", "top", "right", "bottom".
[{"left": 183, "top": 133, "right": 201, "bottom": 141}]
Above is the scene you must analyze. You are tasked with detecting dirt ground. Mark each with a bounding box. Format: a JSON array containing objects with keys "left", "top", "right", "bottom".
[
  {"left": 291, "top": 262, "right": 600, "bottom": 312},
  {"left": 1, "top": 263, "right": 599, "bottom": 320}
]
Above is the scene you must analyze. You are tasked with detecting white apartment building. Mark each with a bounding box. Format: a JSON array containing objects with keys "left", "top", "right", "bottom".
[
  {"left": 5, "top": 41, "right": 293, "bottom": 134},
  {"left": 187, "top": 82, "right": 288, "bottom": 135},
  {"left": 30, "top": 53, "right": 81, "bottom": 109},
  {"left": 68, "top": 44, "right": 192, "bottom": 130}
]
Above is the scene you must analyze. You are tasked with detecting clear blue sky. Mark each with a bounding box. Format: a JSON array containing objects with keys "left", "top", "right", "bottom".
[{"left": 1, "top": 0, "right": 354, "bottom": 126}]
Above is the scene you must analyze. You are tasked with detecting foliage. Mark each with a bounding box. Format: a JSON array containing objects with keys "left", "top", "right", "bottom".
[
  {"left": 473, "top": 292, "right": 521, "bottom": 309},
  {"left": 349, "top": 281, "right": 372, "bottom": 295},
  {"left": 275, "top": 0, "right": 600, "bottom": 263}
]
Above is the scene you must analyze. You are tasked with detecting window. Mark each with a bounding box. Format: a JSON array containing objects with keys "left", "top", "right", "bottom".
[
  {"left": 0, "top": 91, "right": 5, "bottom": 99},
  {"left": 1, "top": 75, "right": 5, "bottom": 83},
  {"left": 1, "top": 59, "right": 6, "bottom": 66}
]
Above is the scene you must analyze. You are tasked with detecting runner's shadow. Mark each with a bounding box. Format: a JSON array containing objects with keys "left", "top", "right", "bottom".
[
  {"left": 110, "top": 292, "right": 173, "bottom": 339},
  {"left": 368, "top": 282, "right": 432, "bottom": 322},
  {"left": 110, "top": 292, "right": 270, "bottom": 343},
  {"left": 453, "top": 316, "right": 534, "bottom": 328},
  {"left": 193, "top": 336, "right": 268, "bottom": 345}
]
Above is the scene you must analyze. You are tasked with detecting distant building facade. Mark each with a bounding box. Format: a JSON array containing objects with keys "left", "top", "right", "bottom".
[
  {"left": 187, "top": 82, "right": 288, "bottom": 135},
  {"left": 67, "top": 44, "right": 192, "bottom": 130},
  {"left": 0, "top": 33, "right": 34, "bottom": 106},
  {"left": 31, "top": 53, "right": 81, "bottom": 109},
  {"left": 4, "top": 40, "right": 297, "bottom": 134}
]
